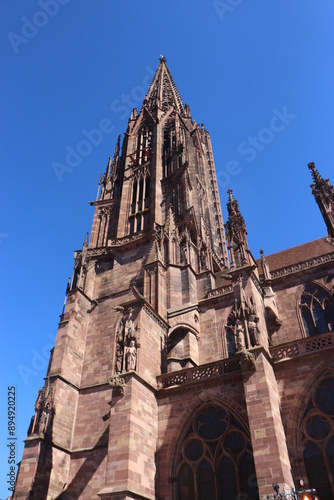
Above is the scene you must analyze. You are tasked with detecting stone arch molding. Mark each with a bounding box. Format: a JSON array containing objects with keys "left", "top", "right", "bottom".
[
  {"left": 288, "top": 360, "right": 334, "bottom": 483},
  {"left": 296, "top": 280, "right": 334, "bottom": 338},
  {"left": 167, "top": 392, "right": 256, "bottom": 499},
  {"left": 168, "top": 323, "right": 200, "bottom": 340},
  {"left": 167, "top": 324, "right": 200, "bottom": 372},
  {"left": 166, "top": 391, "right": 250, "bottom": 469}
]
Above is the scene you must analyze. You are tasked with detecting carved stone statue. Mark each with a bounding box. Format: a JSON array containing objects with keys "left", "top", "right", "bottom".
[
  {"left": 29, "top": 380, "right": 53, "bottom": 436},
  {"left": 115, "top": 343, "right": 123, "bottom": 374},
  {"left": 248, "top": 314, "right": 260, "bottom": 346},
  {"left": 125, "top": 308, "right": 135, "bottom": 339},
  {"left": 39, "top": 410, "right": 48, "bottom": 433},
  {"left": 200, "top": 248, "right": 208, "bottom": 270},
  {"left": 115, "top": 317, "right": 125, "bottom": 373},
  {"left": 181, "top": 244, "right": 188, "bottom": 264},
  {"left": 125, "top": 340, "right": 137, "bottom": 371},
  {"left": 235, "top": 320, "right": 246, "bottom": 351},
  {"left": 117, "top": 317, "right": 125, "bottom": 343}
]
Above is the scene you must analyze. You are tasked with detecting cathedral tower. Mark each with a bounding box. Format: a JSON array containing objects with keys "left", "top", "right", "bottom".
[{"left": 14, "top": 59, "right": 334, "bottom": 500}]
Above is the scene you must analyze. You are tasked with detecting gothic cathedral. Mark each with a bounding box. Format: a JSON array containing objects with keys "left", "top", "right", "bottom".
[{"left": 14, "top": 57, "right": 334, "bottom": 499}]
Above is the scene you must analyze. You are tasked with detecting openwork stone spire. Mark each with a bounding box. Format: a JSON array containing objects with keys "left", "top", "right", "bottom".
[
  {"left": 225, "top": 189, "right": 247, "bottom": 241},
  {"left": 309, "top": 162, "right": 334, "bottom": 238},
  {"left": 143, "top": 56, "right": 184, "bottom": 113},
  {"left": 225, "top": 189, "right": 249, "bottom": 268}
]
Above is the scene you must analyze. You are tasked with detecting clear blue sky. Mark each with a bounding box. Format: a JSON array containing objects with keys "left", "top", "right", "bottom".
[{"left": 1, "top": 1, "right": 334, "bottom": 496}]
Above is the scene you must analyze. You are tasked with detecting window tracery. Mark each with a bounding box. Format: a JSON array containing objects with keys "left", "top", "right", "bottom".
[
  {"left": 300, "top": 284, "right": 334, "bottom": 337},
  {"left": 174, "top": 404, "right": 258, "bottom": 500},
  {"left": 129, "top": 170, "right": 150, "bottom": 235},
  {"left": 136, "top": 126, "right": 152, "bottom": 166},
  {"left": 162, "top": 122, "right": 184, "bottom": 178},
  {"left": 128, "top": 125, "right": 152, "bottom": 235},
  {"left": 299, "top": 377, "right": 334, "bottom": 498}
]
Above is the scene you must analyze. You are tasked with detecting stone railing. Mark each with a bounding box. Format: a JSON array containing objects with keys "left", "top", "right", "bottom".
[
  {"left": 270, "top": 331, "right": 334, "bottom": 362},
  {"left": 157, "top": 332, "right": 334, "bottom": 389},
  {"left": 157, "top": 358, "right": 241, "bottom": 390},
  {"left": 207, "top": 284, "right": 233, "bottom": 299}
]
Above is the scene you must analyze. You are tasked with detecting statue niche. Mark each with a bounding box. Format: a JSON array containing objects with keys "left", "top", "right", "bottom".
[
  {"left": 27, "top": 378, "right": 53, "bottom": 437},
  {"left": 115, "top": 308, "right": 139, "bottom": 373}
]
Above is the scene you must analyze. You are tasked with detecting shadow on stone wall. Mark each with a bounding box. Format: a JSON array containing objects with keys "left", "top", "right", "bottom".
[{"left": 55, "top": 426, "right": 109, "bottom": 499}]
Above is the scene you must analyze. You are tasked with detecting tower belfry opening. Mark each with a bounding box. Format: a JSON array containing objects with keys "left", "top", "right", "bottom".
[{"left": 14, "top": 58, "right": 334, "bottom": 500}]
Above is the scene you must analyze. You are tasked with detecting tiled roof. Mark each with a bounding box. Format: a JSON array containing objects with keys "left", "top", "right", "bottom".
[{"left": 256, "top": 237, "right": 334, "bottom": 277}]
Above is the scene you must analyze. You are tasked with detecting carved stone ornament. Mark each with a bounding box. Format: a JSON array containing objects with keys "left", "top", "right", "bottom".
[
  {"left": 270, "top": 252, "right": 334, "bottom": 279},
  {"left": 28, "top": 378, "right": 53, "bottom": 436},
  {"left": 238, "top": 349, "right": 256, "bottom": 371},
  {"left": 108, "top": 374, "right": 125, "bottom": 396},
  {"left": 115, "top": 308, "right": 140, "bottom": 375},
  {"left": 235, "top": 320, "right": 246, "bottom": 351},
  {"left": 125, "top": 340, "right": 137, "bottom": 371},
  {"left": 247, "top": 314, "right": 260, "bottom": 347}
]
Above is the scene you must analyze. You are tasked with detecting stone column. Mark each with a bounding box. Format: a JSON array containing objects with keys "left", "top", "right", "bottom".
[
  {"left": 241, "top": 347, "right": 294, "bottom": 496},
  {"left": 101, "top": 374, "right": 158, "bottom": 500}
]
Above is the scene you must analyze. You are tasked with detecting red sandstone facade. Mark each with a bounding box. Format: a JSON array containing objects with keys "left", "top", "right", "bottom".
[{"left": 14, "top": 58, "right": 334, "bottom": 499}]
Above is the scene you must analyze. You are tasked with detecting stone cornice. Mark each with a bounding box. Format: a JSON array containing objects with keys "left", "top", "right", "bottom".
[
  {"left": 47, "top": 369, "right": 158, "bottom": 395},
  {"left": 268, "top": 251, "right": 334, "bottom": 281},
  {"left": 251, "top": 271, "right": 265, "bottom": 298},
  {"left": 167, "top": 304, "right": 200, "bottom": 319},
  {"left": 65, "top": 286, "right": 93, "bottom": 304},
  {"left": 206, "top": 284, "right": 233, "bottom": 299},
  {"left": 107, "top": 228, "right": 153, "bottom": 248},
  {"left": 141, "top": 300, "right": 169, "bottom": 333},
  {"left": 86, "top": 247, "right": 115, "bottom": 258},
  {"left": 88, "top": 198, "right": 116, "bottom": 207}
]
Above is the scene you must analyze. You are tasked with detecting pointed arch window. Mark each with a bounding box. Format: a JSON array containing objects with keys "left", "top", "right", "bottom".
[
  {"left": 129, "top": 172, "right": 151, "bottom": 234},
  {"left": 170, "top": 183, "right": 184, "bottom": 218},
  {"left": 136, "top": 126, "right": 152, "bottom": 166},
  {"left": 174, "top": 404, "right": 258, "bottom": 500},
  {"left": 299, "top": 378, "right": 334, "bottom": 498},
  {"left": 300, "top": 284, "right": 334, "bottom": 337},
  {"left": 162, "top": 122, "right": 184, "bottom": 178}
]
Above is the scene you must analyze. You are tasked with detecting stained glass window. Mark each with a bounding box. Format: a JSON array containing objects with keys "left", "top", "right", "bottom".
[
  {"left": 174, "top": 404, "right": 258, "bottom": 499},
  {"left": 300, "top": 283, "right": 334, "bottom": 337},
  {"left": 300, "top": 377, "right": 334, "bottom": 498}
]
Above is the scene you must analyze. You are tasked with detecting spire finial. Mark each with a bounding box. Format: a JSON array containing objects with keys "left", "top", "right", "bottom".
[
  {"left": 308, "top": 162, "right": 334, "bottom": 238},
  {"left": 225, "top": 191, "right": 249, "bottom": 268},
  {"left": 165, "top": 204, "right": 176, "bottom": 235},
  {"left": 142, "top": 57, "right": 183, "bottom": 114},
  {"left": 83, "top": 232, "right": 89, "bottom": 248}
]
